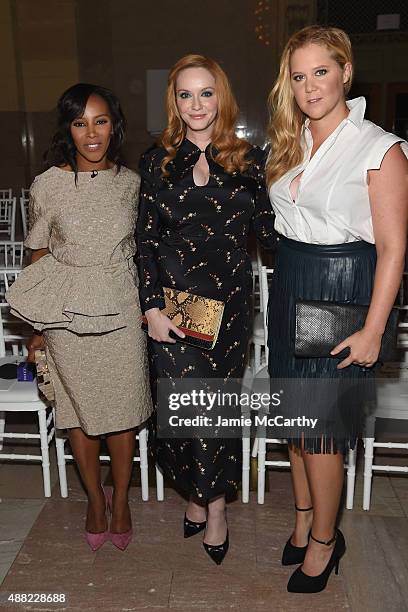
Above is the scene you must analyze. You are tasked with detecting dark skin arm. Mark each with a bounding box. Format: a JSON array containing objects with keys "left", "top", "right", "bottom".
[{"left": 26, "top": 248, "right": 49, "bottom": 362}]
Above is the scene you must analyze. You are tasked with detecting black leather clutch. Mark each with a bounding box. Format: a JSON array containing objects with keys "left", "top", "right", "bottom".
[{"left": 295, "top": 301, "right": 400, "bottom": 362}]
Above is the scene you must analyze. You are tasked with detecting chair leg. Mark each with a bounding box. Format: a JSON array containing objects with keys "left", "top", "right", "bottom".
[
  {"left": 37, "top": 405, "right": 51, "bottom": 497},
  {"left": 257, "top": 436, "right": 266, "bottom": 504},
  {"left": 0, "top": 411, "right": 5, "bottom": 452},
  {"left": 363, "top": 437, "right": 375, "bottom": 511},
  {"left": 138, "top": 426, "right": 149, "bottom": 501},
  {"left": 346, "top": 446, "right": 357, "bottom": 510},
  {"left": 54, "top": 410, "right": 68, "bottom": 498},
  {"left": 254, "top": 345, "right": 261, "bottom": 373},
  {"left": 156, "top": 464, "right": 164, "bottom": 501},
  {"left": 242, "top": 432, "right": 250, "bottom": 503}
]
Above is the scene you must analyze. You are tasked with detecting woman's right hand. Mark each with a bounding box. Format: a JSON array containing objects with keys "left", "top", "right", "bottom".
[
  {"left": 145, "top": 308, "right": 186, "bottom": 343},
  {"left": 26, "top": 333, "right": 46, "bottom": 363}
]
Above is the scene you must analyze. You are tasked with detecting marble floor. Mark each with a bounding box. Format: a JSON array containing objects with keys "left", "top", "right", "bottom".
[{"left": 0, "top": 417, "right": 408, "bottom": 612}]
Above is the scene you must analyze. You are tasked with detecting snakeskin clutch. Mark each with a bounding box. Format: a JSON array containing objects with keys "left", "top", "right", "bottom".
[
  {"left": 141, "top": 287, "right": 225, "bottom": 350},
  {"left": 35, "top": 349, "right": 55, "bottom": 401},
  {"left": 295, "top": 301, "right": 400, "bottom": 363}
]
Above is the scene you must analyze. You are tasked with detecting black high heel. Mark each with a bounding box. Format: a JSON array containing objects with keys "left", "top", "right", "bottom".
[
  {"left": 203, "top": 530, "right": 229, "bottom": 565},
  {"left": 287, "top": 529, "right": 346, "bottom": 593},
  {"left": 184, "top": 514, "right": 206, "bottom": 538},
  {"left": 282, "top": 505, "right": 313, "bottom": 566}
]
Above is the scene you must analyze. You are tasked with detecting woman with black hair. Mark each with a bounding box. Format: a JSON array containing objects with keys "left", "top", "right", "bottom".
[{"left": 7, "top": 83, "right": 152, "bottom": 551}]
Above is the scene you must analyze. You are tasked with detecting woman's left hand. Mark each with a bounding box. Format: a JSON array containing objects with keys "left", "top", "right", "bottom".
[{"left": 330, "top": 327, "right": 383, "bottom": 369}]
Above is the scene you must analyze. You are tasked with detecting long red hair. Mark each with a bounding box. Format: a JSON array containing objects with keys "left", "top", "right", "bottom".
[{"left": 159, "top": 54, "right": 251, "bottom": 176}]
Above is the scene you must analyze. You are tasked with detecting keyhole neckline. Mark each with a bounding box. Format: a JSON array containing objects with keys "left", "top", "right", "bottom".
[{"left": 183, "top": 137, "right": 213, "bottom": 156}]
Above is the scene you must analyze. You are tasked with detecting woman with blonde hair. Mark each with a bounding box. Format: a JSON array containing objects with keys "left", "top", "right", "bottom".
[
  {"left": 137, "top": 54, "right": 275, "bottom": 564},
  {"left": 266, "top": 26, "right": 407, "bottom": 592}
]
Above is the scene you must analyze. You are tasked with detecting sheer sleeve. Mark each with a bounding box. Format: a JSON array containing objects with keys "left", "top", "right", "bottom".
[
  {"left": 136, "top": 150, "right": 165, "bottom": 312},
  {"left": 24, "top": 177, "right": 51, "bottom": 250},
  {"left": 249, "top": 147, "right": 278, "bottom": 250}
]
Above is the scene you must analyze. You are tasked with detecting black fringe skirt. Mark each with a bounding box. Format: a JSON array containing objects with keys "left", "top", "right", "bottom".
[{"left": 267, "top": 236, "right": 377, "bottom": 454}]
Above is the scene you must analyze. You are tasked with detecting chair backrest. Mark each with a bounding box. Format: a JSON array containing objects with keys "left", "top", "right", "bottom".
[
  {"left": 20, "top": 197, "right": 29, "bottom": 238},
  {"left": 0, "top": 189, "right": 12, "bottom": 200},
  {"left": 1, "top": 269, "right": 22, "bottom": 293},
  {"left": 0, "top": 198, "right": 16, "bottom": 241},
  {"left": 0, "top": 270, "right": 28, "bottom": 357},
  {"left": 396, "top": 272, "right": 408, "bottom": 359},
  {"left": 260, "top": 266, "right": 274, "bottom": 363},
  {"left": 21, "top": 188, "right": 30, "bottom": 199},
  {"left": 0, "top": 242, "right": 25, "bottom": 269}
]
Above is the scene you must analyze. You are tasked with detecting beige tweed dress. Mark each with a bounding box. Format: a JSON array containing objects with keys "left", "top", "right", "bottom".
[{"left": 6, "top": 165, "right": 153, "bottom": 435}]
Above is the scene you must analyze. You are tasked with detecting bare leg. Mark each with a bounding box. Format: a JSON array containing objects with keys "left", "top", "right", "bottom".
[
  {"left": 186, "top": 497, "right": 207, "bottom": 523},
  {"left": 105, "top": 428, "right": 136, "bottom": 533},
  {"left": 204, "top": 494, "right": 227, "bottom": 546},
  {"left": 288, "top": 445, "right": 313, "bottom": 547},
  {"left": 302, "top": 451, "right": 344, "bottom": 576},
  {"left": 68, "top": 427, "right": 105, "bottom": 533}
]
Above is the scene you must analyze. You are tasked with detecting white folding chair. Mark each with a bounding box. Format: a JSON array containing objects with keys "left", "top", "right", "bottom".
[
  {"left": 362, "top": 276, "right": 408, "bottom": 511},
  {"left": 0, "top": 269, "right": 31, "bottom": 342},
  {"left": 54, "top": 427, "right": 152, "bottom": 500},
  {"left": 250, "top": 266, "right": 274, "bottom": 463},
  {"left": 0, "top": 198, "right": 16, "bottom": 242},
  {"left": 241, "top": 363, "right": 255, "bottom": 503},
  {"left": 250, "top": 365, "right": 291, "bottom": 504},
  {"left": 362, "top": 375, "right": 408, "bottom": 510},
  {"left": 21, "top": 188, "right": 29, "bottom": 199},
  {"left": 252, "top": 365, "right": 357, "bottom": 508},
  {"left": 54, "top": 425, "right": 154, "bottom": 501},
  {"left": 251, "top": 263, "right": 273, "bottom": 374},
  {"left": 0, "top": 269, "right": 32, "bottom": 350},
  {"left": 251, "top": 249, "right": 265, "bottom": 373},
  {"left": 0, "top": 242, "right": 25, "bottom": 270},
  {"left": 251, "top": 266, "right": 359, "bottom": 508},
  {"left": 0, "top": 189, "right": 12, "bottom": 200},
  {"left": 0, "top": 305, "right": 55, "bottom": 497},
  {"left": 251, "top": 245, "right": 263, "bottom": 311},
  {"left": 20, "top": 197, "right": 29, "bottom": 239}
]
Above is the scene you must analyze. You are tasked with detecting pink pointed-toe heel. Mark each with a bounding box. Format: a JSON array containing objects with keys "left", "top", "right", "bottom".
[
  {"left": 106, "top": 489, "right": 133, "bottom": 551},
  {"left": 110, "top": 527, "right": 133, "bottom": 551},
  {"left": 85, "top": 487, "right": 110, "bottom": 552},
  {"left": 85, "top": 529, "right": 109, "bottom": 552}
]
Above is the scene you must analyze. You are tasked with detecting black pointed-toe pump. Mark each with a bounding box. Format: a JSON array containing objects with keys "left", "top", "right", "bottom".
[
  {"left": 183, "top": 514, "right": 206, "bottom": 538},
  {"left": 282, "top": 505, "right": 313, "bottom": 566},
  {"left": 287, "top": 529, "right": 346, "bottom": 593}
]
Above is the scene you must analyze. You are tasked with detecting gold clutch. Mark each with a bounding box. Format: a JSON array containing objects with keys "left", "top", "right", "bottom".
[
  {"left": 141, "top": 287, "right": 225, "bottom": 350},
  {"left": 35, "top": 349, "right": 55, "bottom": 401}
]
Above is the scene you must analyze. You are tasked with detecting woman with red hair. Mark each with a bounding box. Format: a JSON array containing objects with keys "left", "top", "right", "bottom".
[{"left": 137, "top": 54, "right": 275, "bottom": 564}]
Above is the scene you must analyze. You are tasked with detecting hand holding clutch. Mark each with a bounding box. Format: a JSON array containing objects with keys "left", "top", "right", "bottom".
[
  {"left": 330, "top": 327, "right": 383, "bottom": 369},
  {"left": 141, "top": 287, "right": 225, "bottom": 350},
  {"left": 144, "top": 308, "right": 186, "bottom": 344}
]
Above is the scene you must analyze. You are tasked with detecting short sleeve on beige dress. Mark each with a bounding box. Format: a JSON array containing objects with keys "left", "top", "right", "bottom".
[
  {"left": 6, "top": 166, "right": 152, "bottom": 435},
  {"left": 24, "top": 178, "right": 51, "bottom": 250}
]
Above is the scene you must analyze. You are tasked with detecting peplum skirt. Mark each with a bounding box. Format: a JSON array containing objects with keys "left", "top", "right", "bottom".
[{"left": 6, "top": 255, "right": 153, "bottom": 435}]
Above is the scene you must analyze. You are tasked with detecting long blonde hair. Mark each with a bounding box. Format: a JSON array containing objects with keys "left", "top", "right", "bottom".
[
  {"left": 266, "top": 26, "right": 353, "bottom": 187},
  {"left": 159, "top": 54, "right": 251, "bottom": 176}
]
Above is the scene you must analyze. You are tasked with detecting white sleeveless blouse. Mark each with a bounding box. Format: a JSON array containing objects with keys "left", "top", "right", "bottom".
[{"left": 269, "top": 97, "right": 408, "bottom": 245}]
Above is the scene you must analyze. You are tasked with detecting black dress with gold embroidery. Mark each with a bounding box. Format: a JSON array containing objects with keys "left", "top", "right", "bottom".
[{"left": 136, "top": 138, "right": 275, "bottom": 501}]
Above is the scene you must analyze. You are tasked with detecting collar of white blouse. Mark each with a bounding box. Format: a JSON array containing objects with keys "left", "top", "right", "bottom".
[{"left": 289, "top": 97, "right": 367, "bottom": 204}]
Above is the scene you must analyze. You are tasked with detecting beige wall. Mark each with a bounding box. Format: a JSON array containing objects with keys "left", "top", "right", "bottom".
[
  {"left": 1, "top": 0, "right": 318, "bottom": 190},
  {"left": 0, "top": 0, "right": 78, "bottom": 192},
  {"left": 2, "top": 0, "right": 407, "bottom": 194},
  {"left": 351, "top": 33, "right": 408, "bottom": 127}
]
